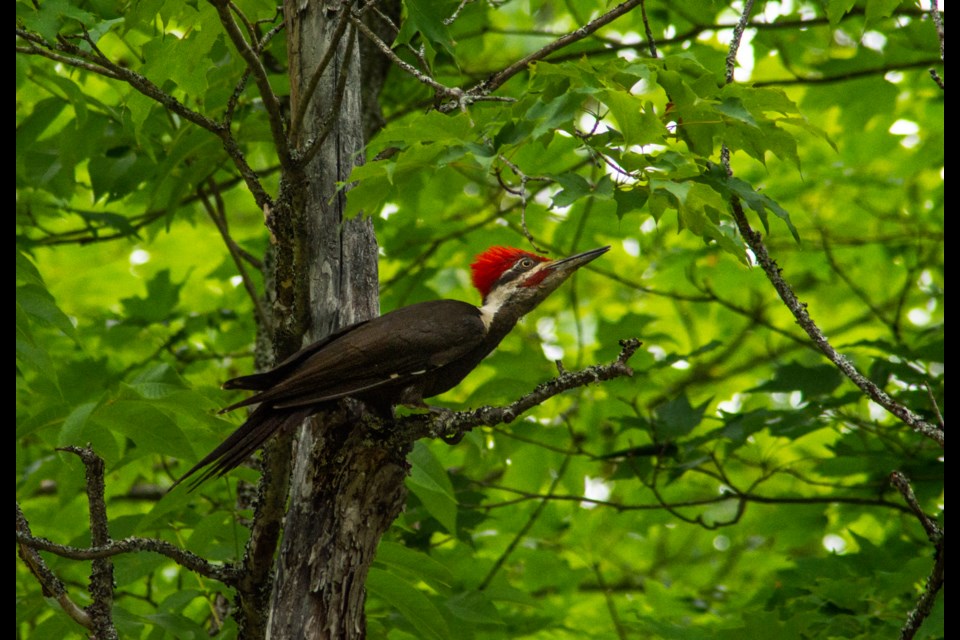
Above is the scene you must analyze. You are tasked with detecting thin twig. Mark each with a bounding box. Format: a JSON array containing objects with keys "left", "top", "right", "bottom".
[
  {"left": 478, "top": 454, "right": 572, "bottom": 590},
  {"left": 224, "top": 68, "right": 252, "bottom": 128},
  {"left": 15, "top": 530, "right": 239, "bottom": 585},
  {"left": 593, "top": 563, "right": 629, "bottom": 640},
  {"left": 929, "top": 0, "right": 944, "bottom": 62},
  {"left": 15, "top": 43, "right": 120, "bottom": 78},
  {"left": 496, "top": 156, "right": 550, "bottom": 253},
  {"left": 639, "top": 0, "right": 659, "bottom": 58},
  {"left": 719, "top": 0, "right": 755, "bottom": 169},
  {"left": 470, "top": 483, "right": 912, "bottom": 514},
  {"left": 929, "top": 69, "right": 944, "bottom": 89},
  {"left": 17, "top": 28, "right": 272, "bottom": 208},
  {"left": 889, "top": 472, "right": 942, "bottom": 543},
  {"left": 208, "top": 0, "right": 291, "bottom": 170},
  {"left": 717, "top": 1, "right": 941, "bottom": 447},
  {"left": 725, "top": 0, "right": 755, "bottom": 84},
  {"left": 821, "top": 236, "right": 895, "bottom": 334},
  {"left": 16, "top": 502, "right": 92, "bottom": 629},
  {"left": 397, "top": 339, "right": 640, "bottom": 444},
  {"left": 61, "top": 446, "right": 116, "bottom": 639},
  {"left": 928, "top": 0, "right": 945, "bottom": 89},
  {"left": 350, "top": 12, "right": 462, "bottom": 99},
  {"left": 925, "top": 384, "right": 944, "bottom": 429},
  {"left": 22, "top": 170, "right": 275, "bottom": 251},
  {"left": 290, "top": 2, "right": 352, "bottom": 141},
  {"left": 753, "top": 59, "right": 942, "bottom": 87},
  {"left": 444, "top": 0, "right": 474, "bottom": 25},
  {"left": 889, "top": 471, "right": 944, "bottom": 640},
  {"left": 259, "top": 16, "right": 286, "bottom": 49},
  {"left": 473, "top": 0, "right": 645, "bottom": 96},
  {"left": 300, "top": 22, "right": 359, "bottom": 166},
  {"left": 228, "top": 0, "right": 258, "bottom": 45},
  {"left": 199, "top": 180, "right": 270, "bottom": 329}
]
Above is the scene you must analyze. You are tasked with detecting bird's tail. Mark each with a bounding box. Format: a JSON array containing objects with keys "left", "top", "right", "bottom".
[{"left": 171, "top": 404, "right": 313, "bottom": 490}]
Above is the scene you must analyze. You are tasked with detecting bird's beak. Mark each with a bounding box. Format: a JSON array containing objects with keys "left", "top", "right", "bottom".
[{"left": 544, "top": 246, "right": 610, "bottom": 275}]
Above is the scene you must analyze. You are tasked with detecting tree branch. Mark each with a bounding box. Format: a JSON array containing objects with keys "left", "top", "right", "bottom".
[
  {"left": 727, "top": 201, "right": 941, "bottom": 445},
  {"left": 890, "top": 471, "right": 944, "bottom": 640},
  {"left": 929, "top": 0, "right": 944, "bottom": 62},
  {"left": 16, "top": 30, "right": 219, "bottom": 131},
  {"left": 593, "top": 563, "right": 629, "bottom": 640},
  {"left": 198, "top": 180, "right": 270, "bottom": 329},
  {"left": 61, "top": 446, "right": 117, "bottom": 639},
  {"left": 467, "top": 0, "right": 645, "bottom": 98},
  {"left": 16, "top": 27, "right": 273, "bottom": 209},
  {"left": 289, "top": 2, "right": 352, "bottom": 141},
  {"left": 717, "top": 2, "right": 942, "bottom": 447},
  {"left": 21, "top": 170, "right": 276, "bottom": 251},
  {"left": 349, "top": 11, "right": 462, "bottom": 100},
  {"left": 928, "top": 0, "right": 945, "bottom": 89},
  {"left": 208, "top": 0, "right": 291, "bottom": 170},
  {"left": 16, "top": 502, "right": 92, "bottom": 630},
  {"left": 397, "top": 339, "right": 640, "bottom": 443},
  {"left": 639, "top": 0, "right": 659, "bottom": 58},
  {"left": 478, "top": 454, "right": 571, "bottom": 590},
  {"left": 15, "top": 530, "right": 238, "bottom": 585},
  {"left": 299, "top": 22, "right": 358, "bottom": 166}
]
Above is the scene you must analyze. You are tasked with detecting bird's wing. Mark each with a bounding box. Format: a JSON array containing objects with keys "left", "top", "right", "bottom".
[
  {"left": 222, "top": 319, "right": 372, "bottom": 392},
  {"left": 226, "top": 300, "right": 487, "bottom": 411}
]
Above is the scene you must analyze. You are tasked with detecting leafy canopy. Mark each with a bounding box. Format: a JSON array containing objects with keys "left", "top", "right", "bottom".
[{"left": 17, "top": 0, "right": 943, "bottom": 638}]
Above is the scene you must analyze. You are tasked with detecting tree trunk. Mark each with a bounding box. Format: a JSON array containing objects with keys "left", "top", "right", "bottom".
[{"left": 265, "top": 2, "right": 404, "bottom": 638}]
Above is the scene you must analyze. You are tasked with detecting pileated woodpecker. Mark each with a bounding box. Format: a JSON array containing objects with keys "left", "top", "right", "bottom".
[{"left": 175, "top": 245, "right": 609, "bottom": 486}]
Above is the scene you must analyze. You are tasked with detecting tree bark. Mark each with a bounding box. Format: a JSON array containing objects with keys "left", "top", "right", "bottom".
[{"left": 265, "top": 2, "right": 403, "bottom": 638}]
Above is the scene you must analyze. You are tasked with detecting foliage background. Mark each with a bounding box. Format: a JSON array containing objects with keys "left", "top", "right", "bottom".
[{"left": 17, "top": 0, "right": 943, "bottom": 638}]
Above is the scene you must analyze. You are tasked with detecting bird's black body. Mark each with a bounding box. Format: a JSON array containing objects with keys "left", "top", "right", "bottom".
[
  {"left": 225, "top": 300, "right": 497, "bottom": 412},
  {"left": 174, "top": 245, "right": 609, "bottom": 487}
]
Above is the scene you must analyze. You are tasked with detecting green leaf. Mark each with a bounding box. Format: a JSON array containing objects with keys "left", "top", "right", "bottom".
[
  {"left": 367, "top": 567, "right": 451, "bottom": 640},
  {"left": 18, "top": 0, "right": 97, "bottom": 43},
  {"left": 525, "top": 92, "right": 584, "bottom": 141},
  {"left": 715, "top": 96, "right": 758, "bottom": 127},
  {"left": 16, "top": 252, "right": 77, "bottom": 342},
  {"left": 614, "top": 185, "right": 649, "bottom": 220},
  {"left": 120, "top": 269, "right": 183, "bottom": 324},
  {"left": 444, "top": 591, "right": 504, "bottom": 626},
  {"left": 97, "top": 398, "right": 195, "bottom": 461},
  {"left": 650, "top": 178, "right": 746, "bottom": 260},
  {"left": 865, "top": 0, "right": 902, "bottom": 25},
  {"left": 699, "top": 166, "right": 800, "bottom": 241},
  {"left": 601, "top": 89, "right": 667, "bottom": 146},
  {"left": 16, "top": 284, "right": 78, "bottom": 342},
  {"left": 752, "top": 361, "right": 843, "bottom": 398},
  {"left": 409, "top": 0, "right": 456, "bottom": 48},
  {"left": 551, "top": 173, "right": 592, "bottom": 208},
  {"left": 406, "top": 442, "right": 457, "bottom": 533},
  {"left": 374, "top": 541, "right": 454, "bottom": 588},
  {"left": 16, "top": 98, "right": 66, "bottom": 150},
  {"left": 826, "top": 0, "right": 858, "bottom": 26},
  {"left": 654, "top": 393, "right": 710, "bottom": 440}
]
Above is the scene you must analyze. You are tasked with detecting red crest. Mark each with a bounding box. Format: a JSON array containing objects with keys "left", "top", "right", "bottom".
[{"left": 470, "top": 247, "right": 546, "bottom": 298}]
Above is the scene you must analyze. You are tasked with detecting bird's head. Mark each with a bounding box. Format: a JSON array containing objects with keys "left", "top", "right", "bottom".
[{"left": 470, "top": 245, "right": 610, "bottom": 322}]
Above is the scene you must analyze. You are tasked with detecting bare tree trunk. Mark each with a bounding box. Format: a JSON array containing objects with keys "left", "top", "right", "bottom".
[{"left": 265, "top": 2, "right": 404, "bottom": 638}]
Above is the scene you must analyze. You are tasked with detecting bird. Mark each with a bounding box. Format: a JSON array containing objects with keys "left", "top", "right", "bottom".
[{"left": 174, "top": 245, "right": 610, "bottom": 487}]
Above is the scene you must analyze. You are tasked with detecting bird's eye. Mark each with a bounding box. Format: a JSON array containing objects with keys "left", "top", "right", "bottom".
[{"left": 519, "top": 258, "right": 534, "bottom": 268}]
